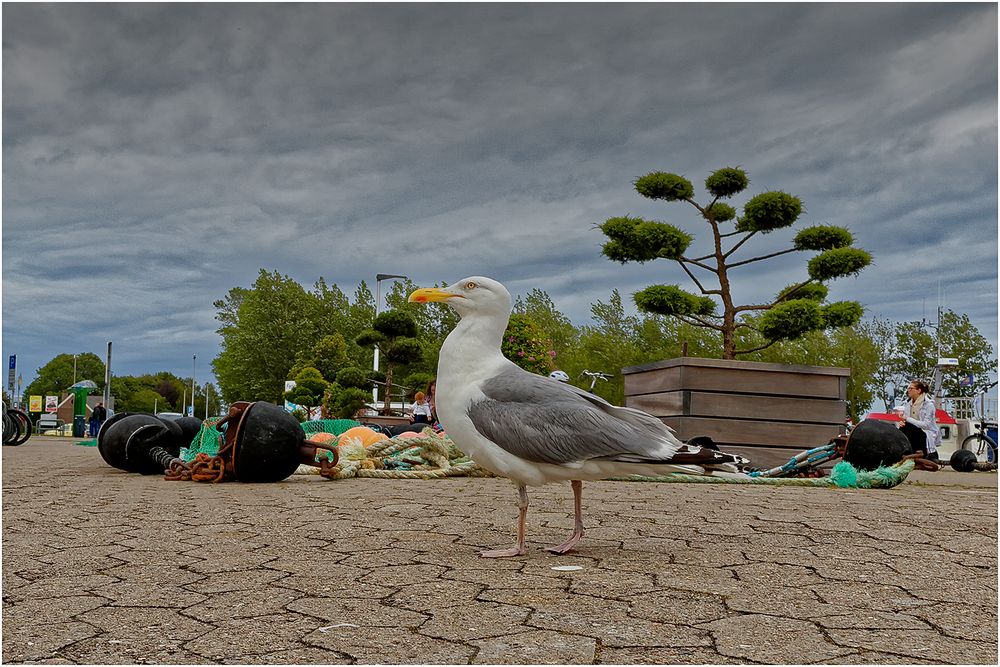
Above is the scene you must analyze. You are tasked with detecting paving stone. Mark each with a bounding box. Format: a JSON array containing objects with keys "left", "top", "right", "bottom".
[
  {"left": 726, "top": 583, "right": 854, "bottom": 621},
  {"left": 419, "top": 601, "right": 531, "bottom": 640},
  {"left": 182, "top": 568, "right": 288, "bottom": 593},
  {"left": 389, "top": 580, "right": 485, "bottom": 611},
  {"left": 277, "top": 573, "right": 397, "bottom": 599},
  {"left": 826, "top": 627, "right": 997, "bottom": 663},
  {"left": 182, "top": 612, "right": 326, "bottom": 659},
  {"left": 525, "top": 594, "right": 711, "bottom": 648},
  {"left": 4, "top": 439, "right": 996, "bottom": 665},
  {"left": 3, "top": 596, "right": 108, "bottom": 625},
  {"left": 810, "top": 581, "right": 936, "bottom": 613},
  {"left": 702, "top": 613, "right": 852, "bottom": 663},
  {"left": 61, "top": 638, "right": 216, "bottom": 665},
  {"left": 183, "top": 587, "right": 304, "bottom": 623},
  {"left": 827, "top": 650, "right": 940, "bottom": 664},
  {"left": 3, "top": 574, "right": 120, "bottom": 602},
  {"left": 471, "top": 629, "right": 597, "bottom": 664},
  {"left": 597, "top": 645, "right": 747, "bottom": 664},
  {"left": 629, "top": 589, "right": 737, "bottom": 625},
  {"left": 221, "top": 646, "right": 352, "bottom": 664},
  {"left": 307, "top": 625, "right": 476, "bottom": 663},
  {"left": 2, "top": 620, "right": 101, "bottom": 663},
  {"left": 287, "top": 596, "right": 428, "bottom": 627}
]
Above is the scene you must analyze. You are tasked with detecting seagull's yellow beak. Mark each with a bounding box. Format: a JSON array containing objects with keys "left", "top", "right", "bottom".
[{"left": 408, "top": 287, "right": 458, "bottom": 304}]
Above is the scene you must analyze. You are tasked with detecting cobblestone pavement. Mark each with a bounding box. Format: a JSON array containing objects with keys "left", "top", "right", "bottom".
[{"left": 3, "top": 437, "right": 997, "bottom": 664}]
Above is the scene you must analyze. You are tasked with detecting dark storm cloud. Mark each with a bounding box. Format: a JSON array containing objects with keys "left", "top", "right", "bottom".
[{"left": 2, "top": 2, "right": 996, "bottom": 387}]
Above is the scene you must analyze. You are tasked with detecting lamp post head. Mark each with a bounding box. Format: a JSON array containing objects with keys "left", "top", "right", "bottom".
[{"left": 376, "top": 273, "right": 408, "bottom": 282}]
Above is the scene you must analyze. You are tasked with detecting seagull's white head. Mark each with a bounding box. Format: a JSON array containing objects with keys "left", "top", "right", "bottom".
[{"left": 408, "top": 276, "right": 512, "bottom": 320}]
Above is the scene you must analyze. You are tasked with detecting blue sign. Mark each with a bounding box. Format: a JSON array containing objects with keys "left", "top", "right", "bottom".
[
  {"left": 8, "top": 354, "right": 15, "bottom": 370},
  {"left": 959, "top": 373, "right": 974, "bottom": 387}
]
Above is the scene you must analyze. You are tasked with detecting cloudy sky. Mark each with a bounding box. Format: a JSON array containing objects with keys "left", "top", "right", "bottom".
[{"left": 3, "top": 2, "right": 997, "bottom": 392}]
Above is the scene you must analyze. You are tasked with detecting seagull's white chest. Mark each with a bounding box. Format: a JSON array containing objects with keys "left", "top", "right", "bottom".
[{"left": 433, "top": 320, "right": 546, "bottom": 483}]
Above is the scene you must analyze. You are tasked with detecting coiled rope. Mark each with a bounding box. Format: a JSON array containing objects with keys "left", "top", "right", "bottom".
[{"left": 612, "top": 459, "right": 915, "bottom": 489}]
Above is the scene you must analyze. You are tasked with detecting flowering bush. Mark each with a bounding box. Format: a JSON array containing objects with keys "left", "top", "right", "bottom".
[{"left": 501, "top": 314, "right": 556, "bottom": 375}]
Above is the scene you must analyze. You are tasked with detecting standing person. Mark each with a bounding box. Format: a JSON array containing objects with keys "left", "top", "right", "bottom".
[
  {"left": 409, "top": 391, "right": 433, "bottom": 425},
  {"left": 896, "top": 379, "right": 940, "bottom": 461},
  {"left": 89, "top": 402, "right": 107, "bottom": 437},
  {"left": 425, "top": 379, "right": 437, "bottom": 423}
]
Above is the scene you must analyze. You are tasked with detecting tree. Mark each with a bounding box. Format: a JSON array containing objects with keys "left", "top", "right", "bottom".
[
  {"left": 323, "top": 366, "right": 375, "bottom": 419},
  {"left": 288, "top": 334, "right": 350, "bottom": 383},
  {"left": 356, "top": 309, "right": 422, "bottom": 414},
  {"left": 385, "top": 278, "right": 459, "bottom": 377},
  {"left": 23, "top": 353, "right": 106, "bottom": 407},
  {"left": 558, "top": 289, "right": 719, "bottom": 404},
  {"left": 513, "top": 289, "right": 579, "bottom": 356},
  {"left": 894, "top": 310, "right": 997, "bottom": 399},
  {"left": 501, "top": 314, "right": 557, "bottom": 376},
  {"left": 212, "top": 269, "right": 322, "bottom": 403},
  {"left": 600, "top": 167, "right": 871, "bottom": 359},
  {"left": 859, "top": 316, "right": 901, "bottom": 410},
  {"left": 128, "top": 388, "right": 169, "bottom": 414},
  {"left": 284, "top": 367, "right": 328, "bottom": 420}
]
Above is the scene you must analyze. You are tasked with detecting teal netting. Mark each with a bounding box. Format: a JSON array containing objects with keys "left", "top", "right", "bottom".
[
  {"left": 181, "top": 416, "right": 361, "bottom": 463},
  {"left": 300, "top": 418, "right": 361, "bottom": 436}
]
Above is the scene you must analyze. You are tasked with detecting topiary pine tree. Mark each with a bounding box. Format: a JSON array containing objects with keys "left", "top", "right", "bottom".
[
  {"left": 356, "top": 309, "right": 423, "bottom": 414},
  {"left": 601, "top": 167, "right": 871, "bottom": 359},
  {"left": 283, "top": 367, "right": 328, "bottom": 420}
]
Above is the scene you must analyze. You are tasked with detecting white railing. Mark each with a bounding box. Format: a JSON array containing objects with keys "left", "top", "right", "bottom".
[{"left": 941, "top": 396, "right": 997, "bottom": 421}]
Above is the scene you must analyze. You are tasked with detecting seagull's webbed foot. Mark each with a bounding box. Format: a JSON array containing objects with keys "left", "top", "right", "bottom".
[
  {"left": 546, "top": 480, "right": 585, "bottom": 555},
  {"left": 481, "top": 482, "right": 529, "bottom": 558},
  {"left": 480, "top": 545, "right": 527, "bottom": 558}
]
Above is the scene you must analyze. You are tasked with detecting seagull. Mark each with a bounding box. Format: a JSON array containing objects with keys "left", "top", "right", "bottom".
[{"left": 409, "top": 276, "right": 746, "bottom": 558}]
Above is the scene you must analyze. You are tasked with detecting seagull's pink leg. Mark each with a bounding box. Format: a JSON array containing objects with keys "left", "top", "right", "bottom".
[
  {"left": 547, "top": 479, "right": 585, "bottom": 554},
  {"left": 481, "top": 483, "right": 529, "bottom": 558}
]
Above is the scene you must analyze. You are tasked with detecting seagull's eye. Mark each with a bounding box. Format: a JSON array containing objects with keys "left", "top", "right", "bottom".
[{"left": 465, "top": 281, "right": 477, "bottom": 290}]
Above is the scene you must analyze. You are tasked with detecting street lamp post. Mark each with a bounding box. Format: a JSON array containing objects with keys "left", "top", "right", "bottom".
[
  {"left": 373, "top": 273, "right": 408, "bottom": 409},
  {"left": 72, "top": 354, "right": 78, "bottom": 386},
  {"left": 191, "top": 355, "right": 196, "bottom": 417}
]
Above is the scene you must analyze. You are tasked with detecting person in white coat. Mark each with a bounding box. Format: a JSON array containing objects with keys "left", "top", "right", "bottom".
[{"left": 896, "top": 379, "right": 940, "bottom": 461}]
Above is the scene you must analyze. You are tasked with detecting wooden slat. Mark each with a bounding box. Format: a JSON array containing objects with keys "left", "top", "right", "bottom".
[
  {"left": 658, "top": 416, "right": 842, "bottom": 450},
  {"left": 627, "top": 391, "right": 845, "bottom": 424},
  {"left": 626, "top": 366, "right": 845, "bottom": 399},
  {"left": 623, "top": 356, "right": 851, "bottom": 377}
]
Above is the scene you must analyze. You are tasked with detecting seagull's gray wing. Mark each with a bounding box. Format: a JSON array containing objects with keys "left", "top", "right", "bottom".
[{"left": 467, "top": 366, "right": 681, "bottom": 465}]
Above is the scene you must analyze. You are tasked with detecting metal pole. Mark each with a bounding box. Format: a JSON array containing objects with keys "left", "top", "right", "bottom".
[
  {"left": 205, "top": 384, "right": 209, "bottom": 420},
  {"left": 73, "top": 354, "right": 78, "bottom": 386},
  {"left": 154, "top": 398, "right": 158, "bottom": 414},
  {"left": 191, "top": 355, "right": 196, "bottom": 417},
  {"left": 372, "top": 273, "right": 408, "bottom": 412},
  {"left": 373, "top": 279, "right": 381, "bottom": 406},
  {"left": 103, "top": 343, "right": 111, "bottom": 410}
]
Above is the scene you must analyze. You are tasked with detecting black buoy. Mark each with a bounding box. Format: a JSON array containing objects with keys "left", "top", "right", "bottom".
[
  {"left": 843, "top": 419, "right": 911, "bottom": 471},
  {"left": 219, "top": 401, "right": 336, "bottom": 483},
  {"left": 97, "top": 413, "right": 184, "bottom": 475},
  {"left": 949, "top": 449, "right": 978, "bottom": 472}
]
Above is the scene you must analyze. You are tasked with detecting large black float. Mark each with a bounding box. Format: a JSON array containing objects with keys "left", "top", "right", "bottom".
[
  {"left": 96, "top": 403, "right": 338, "bottom": 482},
  {"left": 842, "top": 418, "right": 913, "bottom": 471},
  {"left": 97, "top": 412, "right": 203, "bottom": 475}
]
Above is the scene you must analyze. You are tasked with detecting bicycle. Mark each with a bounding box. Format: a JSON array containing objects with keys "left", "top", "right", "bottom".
[
  {"left": 578, "top": 370, "right": 613, "bottom": 393},
  {"left": 959, "top": 382, "right": 998, "bottom": 464},
  {"left": 2, "top": 400, "right": 32, "bottom": 446}
]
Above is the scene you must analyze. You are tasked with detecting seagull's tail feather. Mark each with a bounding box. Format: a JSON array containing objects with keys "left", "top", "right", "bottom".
[{"left": 612, "top": 440, "right": 749, "bottom": 475}]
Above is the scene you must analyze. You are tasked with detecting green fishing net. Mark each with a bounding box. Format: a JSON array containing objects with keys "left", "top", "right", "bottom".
[{"left": 181, "top": 416, "right": 361, "bottom": 463}]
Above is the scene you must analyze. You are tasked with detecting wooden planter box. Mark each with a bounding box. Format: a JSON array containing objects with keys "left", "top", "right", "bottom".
[{"left": 622, "top": 357, "right": 849, "bottom": 469}]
